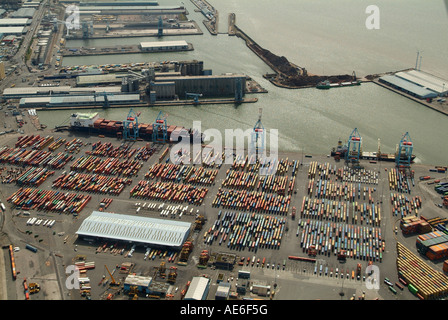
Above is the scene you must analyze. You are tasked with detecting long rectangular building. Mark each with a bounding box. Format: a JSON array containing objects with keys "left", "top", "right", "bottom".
[
  {"left": 0, "top": 18, "right": 32, "bottom": 26},
  {"left": 18, "top": 93, "right": 141, "bottom": 108},
  {"left": 154, "top": 74, "right": 246, "bottom": 99},
  {"left": 76, "top": 211, "right": 192, "bottom": 249}
]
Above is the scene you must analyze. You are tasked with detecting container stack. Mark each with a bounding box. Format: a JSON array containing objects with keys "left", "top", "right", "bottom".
[
  {"left": 206, "top": 211, "right": 286, "bottom": 250},
  {"left": 7, "top": 188, "right": 91, "bottom": 214},
  {"left": 48, "top": 137, "right": 66, "bottom": 152},
  {"left": 388, "top": 168, "right": 411, "bottom": 194},
  {"left": 400, "top": 216, "right": 432, "bottom": 235},
  {"left": 416, "top": 231, "right": 448, "bottom": 260},
  {"left": 396, "top": 242, "right": 448, "bottom": 299},
  {"left": 297, "top": 219, "right": 384, "bottom": 262},
  {"left": 212, "top": 188, "right": 291, "bottom": 215},
  {"left": 130, "top": 180, "right": 208, "bottom": 205},
  {"left": 390, "top": 193, "right": 422, "bottom": 217},
  {"left": 16, "top": 167, "right": 55, "bottom": 187},
  {"left": 52, "top": 172, "right": 132, "bottom": 195}
]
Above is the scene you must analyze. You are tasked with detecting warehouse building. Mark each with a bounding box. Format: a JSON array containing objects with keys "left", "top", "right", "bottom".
[
  {"left": 11, "top": 8, "right": 36, "bottom": 19},
  {"left": 76, "top": 74, "right": 124, "bottom": 86},
  {"left": 184, "top": 276, "right": 210, "bottom": 300},
  {"left": 0, "top": 18, "right": 32, "bottom": 26},
  {"left": 379, "top": 70, "right": 448, "bottom": 100},
  {"left": 215, "top": 282, "right": 230, "bottom": 300},
  {"left": 395, "top": 70, "right": 448, "bottom": 96},
  {"left": 76, "top": 211, "right": 192, "bottom": 250},
  {"left": 0, "top": 26, "right": 27, "bottom": 35},
  {"left": 3, "top": 86, "right": 122, "bottom": 98},
  {"left": 139, "top": 40, "right": 190, "bottom": 52},
  {"left": 18, "top": 94, "right": 141, "bottom": 108},
  {"left": 79, "top": 1, "right": 159, "bottom": 6},
  {"left": 154, "top": 74, "right": 246, "bottom": 99},
  {"left": 148, "top": 81, "right": 176, "bottom": 101}
]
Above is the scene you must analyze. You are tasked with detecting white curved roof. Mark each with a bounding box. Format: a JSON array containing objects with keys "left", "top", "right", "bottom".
[{"left": 76, "top": 211, "right": 191, "bottom": 248}]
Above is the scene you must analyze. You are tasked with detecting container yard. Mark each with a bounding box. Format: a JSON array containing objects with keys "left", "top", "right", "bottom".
[{"left": 0, "top": 123, "right": 447, "bottom": 302}]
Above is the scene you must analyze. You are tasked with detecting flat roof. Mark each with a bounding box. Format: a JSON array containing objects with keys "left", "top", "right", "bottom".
[
  {"left": 50, "top": 94, "right": 140, "bottom": 104},
  {"left": 78, "top": 5, "right": 182, "bottom": 11},
  {"left": 155, "top": 74, "right": 246, "bottom": 81},
  {"left": 76, "top": 211, "right": 192, "bottom": 247},
  {"left": 140, "top": 40, "right": 188, "bottom": 48},
  {"left": 396, "top": 70, "right": 448, "bottom": 94},
  {"left": 3, "top": 86, "right": 123, "bottom": 97},
  {"left": 0, "top": 19, "right": 31, "bottom": 26},
  {"left": 124, "top": 274, "right": 152, "bottom": 287},
  {"left": 76, "top": 74, "right": 121, "bottom": 84},
  {"left": 0, "top": 27, "right": 26, "bottom": 34},
  {"left": 379, "top": 75, "right": 438, "bottom": 99}
]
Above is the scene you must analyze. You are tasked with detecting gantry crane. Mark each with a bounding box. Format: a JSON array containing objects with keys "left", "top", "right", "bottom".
[
  {"left": 395, "top": 132, "right": 413, "bottom": 168},
  {"left": 158, "top": 16, "right": 164, "bottom": 38},
  {"left": 152, "top": 111, "right": 168, "bottom": 143},
  {"left": 123, "top": 108, "right": 139, "bottom": 141},
  {"left": 93, "top": 91, "right": 114, "bottom": 108},
  {"left": 251, "top": 108, "right": 265, "bottom": 159},
  {"left": 185, "top": 92, "right": 202, "bottom": 105},
  {"left": 345, "top": 128, "right": 362, "bottom": 164},
  {"left": 235, "top": 77, "right": 244, "bottom": 103}
]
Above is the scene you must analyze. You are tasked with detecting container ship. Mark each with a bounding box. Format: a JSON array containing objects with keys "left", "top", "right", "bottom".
[
  {"left": 55, "top": 113, "right": 204, "bottom": 143},
  {"left": 331, "top": 139, "right": 416, "bottom": 163}
]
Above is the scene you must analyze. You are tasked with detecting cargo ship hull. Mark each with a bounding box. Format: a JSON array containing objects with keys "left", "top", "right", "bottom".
[
  {"left": 56, "top": 114, "right": 204, "bottom": 143},
  {"left": 330, "top": 148, "right": 416, "bottom": 163}
]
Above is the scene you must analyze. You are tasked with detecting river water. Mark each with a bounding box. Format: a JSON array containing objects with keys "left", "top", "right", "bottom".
[{"left": 38, "top": 0, "right": 448, "bottom": 165}]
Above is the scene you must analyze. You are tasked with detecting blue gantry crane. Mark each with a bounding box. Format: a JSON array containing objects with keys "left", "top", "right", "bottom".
[
  {"left": 345, "top": 128, "right": 362, "bottom": 164},
  {"left": 152, "top": 111, "right": 168, "bottom": 143},
  {"left": 251, "top": 108, "right": 265, "bottom": 159},
  {"left": 396, "top": 132, "right": 413, "bottom": 168},
  {"left": 158, "top": 16, "right": 163, "bottom": 38},
  {"left": 235, "top": 77, "right": 243, "bottom": 103},
  {"left": 185, "top": 92, "right": 203, "bottom": 105},
  {"left": 123, "top": 108, "right": 139, "bottom": 141}
]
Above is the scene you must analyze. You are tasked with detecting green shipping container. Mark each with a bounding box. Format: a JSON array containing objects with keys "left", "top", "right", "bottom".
[{"left": 408, "top": 284, "right": 418, "bottom": 295}]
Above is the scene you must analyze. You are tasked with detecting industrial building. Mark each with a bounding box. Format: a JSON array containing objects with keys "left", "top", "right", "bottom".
[
  {"left": 76, "top": 211, "right": 192, "bottom": 250},
  {"left": 139, "top": 40, "right": 190, "bottom": 52},
  {"left": 0, "top": 26, "right": 27, "bottom": 35},
  {"left": 153, "top": 74, "right": 246, "bottom": 99},
  {"left": 214, "top": 252, "right": 236, "bottom": 270},
  {"left": 18, "top": 93, "right": 142, "bottom": 108},
  {"left": 148, "top": 81, "right": 176, "bottom": 101},
  {"left": 3, "top": 86, "right": 123, "bottom": 98},
  {"left": 78, "top": 1, "right": 159, "bottom": 6},
  {"left": 215, "top": 282, "right": 230, "bottom": 300},
  {"left": 123, "top": 274, "right": 152, "bottom": 294},
  {"left": 10, "top": 8, "right": 36, "bottom": 19},
  {"left": 76, "top": 74, "right": 124, "bottom": 86},
  {"left": 379, "top": 70, "right": 448, "bottom": 100},
  {"left": 184, "top": 276, "right": 210, "bottom": 300},
  {"left": 0, "top": 18, "right": 32, "bottom": 26}
]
